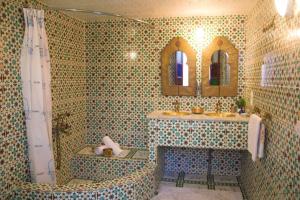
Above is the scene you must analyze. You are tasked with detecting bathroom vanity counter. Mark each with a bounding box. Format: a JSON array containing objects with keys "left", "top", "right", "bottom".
[
  {"left": 147, "top": 110, "right": 249, "bottom": 122},
  {"left": 147, "top": 110, "right": 249, "bottom": 163}
]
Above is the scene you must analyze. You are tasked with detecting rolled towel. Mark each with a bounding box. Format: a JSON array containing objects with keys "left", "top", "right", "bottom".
[
  {"left": 102, "top": 136, "right": 123, "bottom": 156},
  {"left": 95, "top": 145, "right": 108, "bottom": 155}
]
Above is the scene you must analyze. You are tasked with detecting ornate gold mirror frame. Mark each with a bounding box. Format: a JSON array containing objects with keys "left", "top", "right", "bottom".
[
  {"left": 161, "top": 37, "right": 197, "bottom": 96},
  {"left": 202, "top": 36, "right": 238, "bottom": 96}
]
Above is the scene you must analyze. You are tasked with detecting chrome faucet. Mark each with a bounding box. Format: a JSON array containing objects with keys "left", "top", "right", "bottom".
[
  {"left": 215, "top": 100, "right": 221, "bottom": 114},
  {"left": 174, "top": 100, "right": 180, "bottom": 112}
]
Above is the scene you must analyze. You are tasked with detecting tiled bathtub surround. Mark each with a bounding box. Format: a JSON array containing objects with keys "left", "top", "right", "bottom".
[
  {"left": 1, "top": 0, "right": 87, "bottom": 198},
  {"left": 14, "top": 163, "right": 159, "bottom": 200},
  {"left": 241, "top": 0, "right": 300, "bottom": 199},
  {"left": 72, "top": 148, "right": 147, "bottom": 181},
  {"left": 12, "top": 143, "right": 160, "bottom": 199}
]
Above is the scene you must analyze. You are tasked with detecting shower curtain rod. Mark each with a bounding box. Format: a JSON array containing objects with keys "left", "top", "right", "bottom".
[
  {"left": 52, "top": 7, "right": 152, "bottom": 26},
  {"left": 24, "top": 3, "right": 153, "bottom": 28}
]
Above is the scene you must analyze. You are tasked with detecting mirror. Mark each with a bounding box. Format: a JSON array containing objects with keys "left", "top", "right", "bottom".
[
  {"left": 161, "top": 37, "right": 196, "bottom": 96},
  {"left": 202, "top": 36, "right": 238, "bottom": 97},
  {"left": 169, "top": 51, "right": 189, "bottom": 86},
  {"left": 209, "top": 50, "right": 230, "bottom": 86}
]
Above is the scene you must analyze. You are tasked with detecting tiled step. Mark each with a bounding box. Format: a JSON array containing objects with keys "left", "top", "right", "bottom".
[
  {"left": 71, "top": 145, "right": 149, "bottom": 181},
  {"left": 76, "top": 146, "right": 149, "bottom": 160}
]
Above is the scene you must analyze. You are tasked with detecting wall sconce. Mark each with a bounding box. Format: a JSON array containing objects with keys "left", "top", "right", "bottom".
[
  {"left": 275, "top": 0, "right": 294, "bottom": 17},
  {"left": 129, "top": 51, "right": 137, "bottom": 60}
]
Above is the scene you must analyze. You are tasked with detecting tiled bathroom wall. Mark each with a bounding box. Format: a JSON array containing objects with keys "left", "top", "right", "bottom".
[
  {"left": 85, "top": 16, "right": 247, "bottom": 178},
  {"left": 0, "top": 0, "right": 87, "bottom": 198},
  {"left": 241, "top": 0, "right": 300, "bottom": 199},
  {"left": 85, "top": 16, "right": 247, "bottom": 147},
  {"left": 3, "top": 0, "right": 299, "bottom": 199}
]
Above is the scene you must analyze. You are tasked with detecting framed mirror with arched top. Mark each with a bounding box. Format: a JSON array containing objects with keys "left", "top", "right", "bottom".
[
  {"left": 161, "top": 37, "right": 197, "bottom": 96},
  {"left": 202, "top": 36, "right": 238, "bottom": 96}
]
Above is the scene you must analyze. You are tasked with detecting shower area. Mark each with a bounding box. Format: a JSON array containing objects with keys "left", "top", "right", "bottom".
[{"left": 1, "top": 0, "right": 158, "bottom": 199}]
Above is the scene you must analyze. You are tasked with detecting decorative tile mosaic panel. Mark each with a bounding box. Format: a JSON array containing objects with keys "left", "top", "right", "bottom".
[
  {"left": 163, "top": 147, "right": 209, "bottom": 176},
  {"left": 71, "top": 151, "right": 147, "bottom": 181},
  {"left": 85, "top": 15, "right": 247, "bottom": 147},
  {"left": 148, "top": 119, "right": 248, "bottom": 164},
  {"left": 162, "top": 147, "right": 241, "bottom": 177},
  {"left": 241, "top": 0, "right": 300, "bottom": 199}
]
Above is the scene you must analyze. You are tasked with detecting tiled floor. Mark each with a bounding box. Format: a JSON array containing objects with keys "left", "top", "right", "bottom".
[{"left": 152, "top": 182, "right": 243, "bottom": 200}]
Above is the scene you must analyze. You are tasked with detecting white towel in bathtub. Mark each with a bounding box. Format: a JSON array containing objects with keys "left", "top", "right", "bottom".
[
  {"left": 94, "top": 143, "right": 120, "bottom": 155},
  {"left": 103, "top": 136, "right": 123, "bottom": 156},
  {"left": 247, "top": 114, "right": 262, "bottom": 161},
  {"left": 95, "top": 145, "right": 107, "bottom": 155}
]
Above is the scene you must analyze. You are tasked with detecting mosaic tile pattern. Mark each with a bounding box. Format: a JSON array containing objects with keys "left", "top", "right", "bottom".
[
  {"left": 85, "top": 15, "right": 247, "bottom": 147},
  {"left": 45, "top": 3, "right": 87, "bottom": 185},
  {"left": 148, "top": 119, "right": 248, "bottom": 164},
  {"left": 162, "top": 147, "right": 241, "bottom": 177},
  {"left": 1, "top": 0, "right": 87, "bottom": 198},
  {"left": 14, "top": 164, "right": 159, "bottom": 200},
  {"left": 241, "top": 0, "right": 300, "bottom": 199},
  {"left": 163, "top": 147, "right": 209, "bottom": 176},
  {"left": 71, "top": 151, "right": 147, "bottom": 181}
]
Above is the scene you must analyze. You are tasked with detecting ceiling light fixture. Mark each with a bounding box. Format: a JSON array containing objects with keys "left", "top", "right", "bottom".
[
  {"left": 274, "top": 0, "right": 293, "bottom": 17},
  {"left": 296, "top": 0, "right": 300, "bottom": 13}
]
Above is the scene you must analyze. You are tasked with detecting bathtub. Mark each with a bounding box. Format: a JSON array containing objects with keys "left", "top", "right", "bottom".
[{"left": 13, "top": 147, "right": 161, "bottom": 200}]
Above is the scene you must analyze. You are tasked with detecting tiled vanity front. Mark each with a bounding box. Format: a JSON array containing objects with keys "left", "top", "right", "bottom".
[{"left": 147, "top": 111, "right": 249, "bottom": 164}]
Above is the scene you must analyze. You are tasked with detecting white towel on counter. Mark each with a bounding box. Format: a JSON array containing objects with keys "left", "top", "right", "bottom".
[
  {"left": 102, "top": 136, "right": 123, "bottom": 156},
  {"left": 247, "top": 114, "right": 262, "bottom": 161}
]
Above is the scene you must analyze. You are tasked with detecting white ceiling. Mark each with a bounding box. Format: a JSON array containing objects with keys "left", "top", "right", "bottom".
[{"left": 41, "top": 0, "right": 259, "bottom": 21}]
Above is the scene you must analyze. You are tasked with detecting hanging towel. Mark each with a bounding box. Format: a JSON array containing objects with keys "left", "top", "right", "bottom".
[
  {"left": 247, "top": 114, "right": 262, "bottom": 161},
  {"left": 258, "top": 123, "right": 266, "bottom": 158}
]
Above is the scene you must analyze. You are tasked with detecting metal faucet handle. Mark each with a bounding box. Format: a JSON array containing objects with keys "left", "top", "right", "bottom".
[
  {"left": 173, "top": 100, "right": 179, "bottom": 105},
  {"left": 173, "top": 100, "right": 180, "bottom": 112}
]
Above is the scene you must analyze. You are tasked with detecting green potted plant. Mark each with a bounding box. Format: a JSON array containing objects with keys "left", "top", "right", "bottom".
[{"left": 236, "top": 97, "right": 246, "bottom": 114}]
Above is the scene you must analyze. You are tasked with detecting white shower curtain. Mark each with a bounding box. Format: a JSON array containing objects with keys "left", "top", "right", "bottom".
[{"left": 20, "top": 8, "right": 56, "bottom": 184}]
